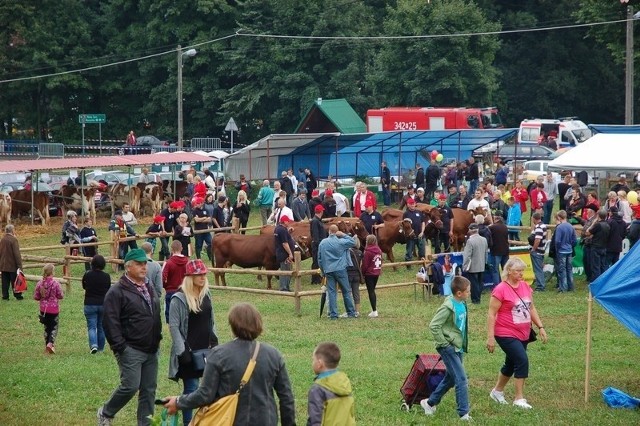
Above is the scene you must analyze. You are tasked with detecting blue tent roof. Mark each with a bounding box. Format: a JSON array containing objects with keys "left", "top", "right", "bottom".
[
  {"left": 281, "top": 129, "right": 516, "bottom": 178},
  {"left": 589, "top": 124, "right": 640, "bottom": 134},
  {"left": 590, "top": 243, "right": 640, "bottom": 338}
]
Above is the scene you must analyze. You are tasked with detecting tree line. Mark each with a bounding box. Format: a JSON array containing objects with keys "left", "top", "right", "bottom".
[{"left": 0, "top": 0, "right": 635, "bottom": 145}]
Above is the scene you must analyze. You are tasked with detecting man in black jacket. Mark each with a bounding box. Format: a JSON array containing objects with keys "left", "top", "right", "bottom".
[
  {"left": 381, "top": 161, "right": 391, "bottom": 206},
  {"left": 425, "top": 159, "right": 441, "bottom": 200},
  {"left": 310, "top": 204, "right": 328, "bottom": 284},
  {"left": 279, "top": 171, "right": 294, "bottom": 206},
  {"left": 415, "top": 163, "right": 425, "bottom": 190},
  {"left": 99, "top": 248, "right": 162, "bottom": 426}
]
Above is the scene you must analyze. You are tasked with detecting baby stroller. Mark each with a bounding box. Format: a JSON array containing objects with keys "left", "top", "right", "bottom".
[{"left": 400, "top": 354, "right": 446, "bottom": 411}]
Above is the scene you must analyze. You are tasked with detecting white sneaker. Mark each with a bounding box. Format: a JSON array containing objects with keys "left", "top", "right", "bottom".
[
  {"left": 489, "top": 388, "right": 508, "bottom": 405},
  {"left": 513, "top": 398, "right": 532, "bottom": 409},
  {"left": 368, "top": 311, "right": 379, "bottom": 318},
  {"left": 460, "top": 413, "right": 472, "bottom": 421},
  {"left": 420, "top": 399, "right": 436, "bottom": 415},
  {"left": 339, "top": 313, "right": 348, "bottom": 318}
]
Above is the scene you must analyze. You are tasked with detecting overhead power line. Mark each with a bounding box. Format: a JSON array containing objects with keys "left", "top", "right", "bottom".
[{"left": 0, "top": 18, "right": 627, "bottom": 85}]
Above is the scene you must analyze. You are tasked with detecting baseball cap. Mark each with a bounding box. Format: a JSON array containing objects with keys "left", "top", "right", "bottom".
[
  {"left": 153, "top": 215, "right": 165, "bottom": 224},
  {"left": 417, "top": 187, "right": 425, "bottom": 193},
  {"left": 169, "top": 201, "right": 180, "bottom": 209},
  {"left": 124, "top": 248, "right": 147, "bottom": 263},
  {"left": 280, "top": 215, "right": 292, "bottom": 223},
  {"left": 406, "top": 198, "right": 416, "bottom": 205},
  {"left": 191, "top": 197, "right": 204, "bottom": 206},
  {"left": 364, "top": 200, "right": 374, "bottom": 208},
  {"left": 438, "top": 194, "right": 447, "bottom": 200},
  {"left": 324, "top": 189, "right": 333, "bottom": 196},
  {"left": 468, "top": 223, "right": 479, "bottom": 231},
  {"left": 185, "top": 259, "right": 208, "bottom": 276},
  {"left": 314, "top": 204, "right": 325, "bottom": 213}
]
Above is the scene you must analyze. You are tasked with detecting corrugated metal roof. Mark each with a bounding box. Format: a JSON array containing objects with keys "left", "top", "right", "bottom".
[
  {"left": 295, "top": 99, "right": 366, "bottom": 134},
  {"left": 0, "top": 152, "right": 215, "bottom": 173}
]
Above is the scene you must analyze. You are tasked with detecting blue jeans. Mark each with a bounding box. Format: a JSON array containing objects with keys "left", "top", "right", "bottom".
[
  {"left": 181, "top": 377, "right": 199, "bottom": 425},
  {"left": 508, "top": 231, "right": 520, "bottom": 241},
  {"left": 159, "top": 237, "right": 170, "bottom": 261},
  {"left": 279, "top": 261, "right": 292, "bottom": 291},
  {"left": 465, "top": 271, "right": 483, "bottom": 304},
  {"left": 101, "top": 347, "right": 159, "bottom": 425},
  {"left": 556, "top": 253, "right": 574, "bottom": 292},
  {"left": 590, "top": 247, "right": 607, "bottom": 282},
  {"left": 488, "top": 254, "right": 508, "bottom": 285},
  {"left": 165, "top": 292, "right": 176, "bottom": 323},
  {"left": 84, "top": 304, "right": 105, "bottom": 351},
  {"left": 382, "top": 186, "right": 391, "bottom": 206},
  {"left": 530, "top": 252, "right": 545, "bottom": 290},
  {"left": 194, "top": 232, "right": 212, "bottom": 260},
  {"left": 469, "top": 179, "right": 479, "bottom": 195},
  {"left": 543, "top": 200, "right": 554, "bottom": 224},
  {"left": 405, "top": 237, "right": 425, "bottom": 261},
  {"left": 427, "top": 345, "right": 469, "bottom": 417},
  {"left": 325, "top": 269, "right": 355, "bottom": 319}
]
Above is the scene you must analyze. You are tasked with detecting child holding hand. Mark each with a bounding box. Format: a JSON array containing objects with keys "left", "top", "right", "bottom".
[{"left": 34, "top": 264, "right": 64, "bottom": 354}]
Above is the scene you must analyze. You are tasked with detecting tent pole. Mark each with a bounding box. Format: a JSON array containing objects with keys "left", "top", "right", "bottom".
[{"left": 584, "top": 290, "right": 594, "bottom": 403}]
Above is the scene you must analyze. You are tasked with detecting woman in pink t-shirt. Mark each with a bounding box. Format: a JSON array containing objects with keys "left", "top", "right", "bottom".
[{"left": 486, "top": 258, "right": 548, "bottom": 410}]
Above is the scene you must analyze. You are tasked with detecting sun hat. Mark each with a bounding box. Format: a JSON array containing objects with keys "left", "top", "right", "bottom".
[{"left": 185, "top": 259, "right": 208, "bottom": 276}]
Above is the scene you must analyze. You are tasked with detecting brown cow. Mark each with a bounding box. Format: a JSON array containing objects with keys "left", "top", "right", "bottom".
[
  {"left": 450, "top": 207, "right": 477, "bottom": 251},
  {"left": 137, "top": 183, "right": 164, "bottom": 216},
  {"left": 0, "top": 193, "right": 11, "bottom": 226},
  {"left": 162, "top": 180, "right": 189, "bottom": 203},
  {"left": 109, "top": 184, "right": 142, "bottom": 215},
  {"left": 9, "top": 190, "right": 50, "bottom": 225},
  {"left": 212, "top": 232, "right": 311, "bottom": 288},
  {"left": 56, "top": 185, "right": 97, "bottom": 223},
  {"left": 373, "top": 218, "right": 414, "bottom": 264},
  {"left": 260, "top": 221, "right": 310, "bottom": 240}
]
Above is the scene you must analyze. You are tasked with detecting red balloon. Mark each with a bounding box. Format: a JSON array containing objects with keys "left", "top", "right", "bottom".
[{"left": 431, "top": 150, "right": 438, "bottom": 156}]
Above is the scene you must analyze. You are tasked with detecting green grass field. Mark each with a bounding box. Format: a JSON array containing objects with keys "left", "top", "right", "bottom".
[{"left": 0, "top": 212, "right": 638, "bottom": 425}]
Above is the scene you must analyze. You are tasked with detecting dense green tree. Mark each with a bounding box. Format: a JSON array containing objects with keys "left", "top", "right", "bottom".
[{"left": 367, "top": 0, "right": 501, "bottom": 108}]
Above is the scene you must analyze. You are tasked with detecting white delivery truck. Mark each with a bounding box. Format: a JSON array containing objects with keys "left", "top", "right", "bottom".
[{"left": 518, "top": 117, "right": 592, "bottom": 148}]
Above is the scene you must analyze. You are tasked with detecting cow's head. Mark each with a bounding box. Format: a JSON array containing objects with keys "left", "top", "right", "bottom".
[
  {"left": 295, "top": 235, "right": 311, "bottom": 259},
  {"left": 401, "top": 218, "right": 415, "bottom": 238}
]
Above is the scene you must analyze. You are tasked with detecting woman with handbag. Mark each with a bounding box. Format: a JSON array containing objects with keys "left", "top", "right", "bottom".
[
  {"left": 486, "top": 257, "right": 548, "bottom": 410},
  {"left": 168, "top": 259, "right": 219, "bottom": 426},
  {"left": 164, "top": 303, "right": 296, "bottom": 426}
]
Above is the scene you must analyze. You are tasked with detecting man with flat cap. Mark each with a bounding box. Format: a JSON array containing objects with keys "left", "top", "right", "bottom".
[
  {"left": 98, "top": 248, "right": 162, "bottom": 426},
  {"left": 463, "top": 223, "right": 488, "bottom": 304}
]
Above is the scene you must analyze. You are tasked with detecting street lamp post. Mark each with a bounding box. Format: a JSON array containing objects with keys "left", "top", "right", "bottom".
[{"left": 177, "top": 45, "right": 197, "bottom": 149}]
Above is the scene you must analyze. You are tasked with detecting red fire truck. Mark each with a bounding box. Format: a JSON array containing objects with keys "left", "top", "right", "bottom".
[{"left": 366, "top": 107, "right": 503, "bottom": 132}]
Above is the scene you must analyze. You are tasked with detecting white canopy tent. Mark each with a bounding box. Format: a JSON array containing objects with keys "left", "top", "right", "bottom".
[{"left": 547, "top": 133, "right": 640, "bottom": 172}]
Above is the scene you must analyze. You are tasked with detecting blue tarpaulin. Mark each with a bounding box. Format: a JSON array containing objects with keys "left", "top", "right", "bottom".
[
  {"left": 590, "top": 243, "right": 640, "bottom": 338},
  {"left": 589, "top": 124, "right": 640, "bottom": 134}
]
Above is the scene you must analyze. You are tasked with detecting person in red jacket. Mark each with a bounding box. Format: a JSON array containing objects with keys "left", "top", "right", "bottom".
[
  {"left": 511, "top": 180, "right": 529, "bottom": 216},
  {"left": 529, "top": 182, "right": 547, "bottom": 220},
  {"left": 162, "top": 240, "right": 189, "bottom": 323},
  {"left": 361, "top": 234, "right": 383, "bottom": 318},
  {"left": 353, "top": 182, "right": 377, "bottom": 217}
]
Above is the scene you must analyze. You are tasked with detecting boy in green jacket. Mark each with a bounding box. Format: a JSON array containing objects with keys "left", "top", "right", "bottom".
[
  {"left": 421, "top": 276, "right": 471, "bottom": 421},
  {"left": 307, "top": 342, "right": 355, "bottom": 426}
]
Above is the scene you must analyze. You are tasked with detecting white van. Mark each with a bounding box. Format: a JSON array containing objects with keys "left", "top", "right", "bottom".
[{"left": 518, "top": 118, "right": 592, "bottom": 148}]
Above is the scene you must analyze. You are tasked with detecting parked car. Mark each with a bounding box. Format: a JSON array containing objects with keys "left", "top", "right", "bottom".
[
  {"left": 120, "top": 135, "right": 175, "bottom": 154},
  {"left": 85, "top": 171, "right": 131, "bottom": 184},
  {"left": 495, "top": 144, "right": 555, "bottom": 162},
  {"left": 523, "top": 160, "right": 561, "bottom": 183}
]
